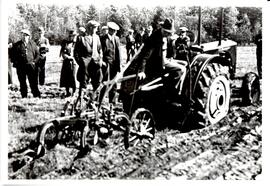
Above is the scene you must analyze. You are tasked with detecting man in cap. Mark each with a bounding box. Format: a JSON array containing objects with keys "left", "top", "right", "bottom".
[
  {"left": 174, "top": 26, "right": 191, "bottom": 61},
  {"left": 10, "top": 29, "right": 41, "bottom": 98},
  {"left": 99, "top": 22, "right": 121, "bottom": 103},
  {"left": 34, "top": 26, "right": 50, "bottom": 85},
  {"left": 74, "top": 20, "right": 103, "bottom": 94}
]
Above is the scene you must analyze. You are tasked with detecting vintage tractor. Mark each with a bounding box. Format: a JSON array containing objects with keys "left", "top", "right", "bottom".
[
  {"left": 11, "top": 8, "right": 261, "bottom": 170},
  {"left": 120, "top": 7, "right": 237, "bottom": 131},
  {"left": 36, "top": 7, "right": 239, "bottom": 152}
]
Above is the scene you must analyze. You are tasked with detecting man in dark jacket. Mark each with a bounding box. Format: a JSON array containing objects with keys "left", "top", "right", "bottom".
[
  {"left": 135, "top": 27, "right": 145, "bottom": 50},
  {"left": 138, "top": 18, "right": 186, "bottom": 97},
  {"left": 141, "top": 20, "right": 185, "bottom": 75},
  {"left": 10, "top": 29, "right": 41, "bottom": 98},
  {"left": 100, "top": 21, "right": 122, "bottom": 103},
  {"left": 120, "top": 18, "right": 186, "bottom": 113}
]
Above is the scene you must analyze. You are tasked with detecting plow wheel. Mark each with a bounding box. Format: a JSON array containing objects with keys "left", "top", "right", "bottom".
[
  {"left": 37, "top": 121, "right": 58, "bottom": 150},
  {"left": 192, "top": 62, "right": 230, "bottom": 127},
  {"left": 124, "top": 108, "right": 155, "bottom": 148}
]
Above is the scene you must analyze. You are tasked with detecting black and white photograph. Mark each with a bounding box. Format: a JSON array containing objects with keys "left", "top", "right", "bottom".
[{"left": 1, "top": 0, "right": 269, "bottom": 183}]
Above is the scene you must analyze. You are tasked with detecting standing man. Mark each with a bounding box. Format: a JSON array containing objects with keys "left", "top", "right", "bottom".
[
  {"left": 174, "top": 27, "right": 191, "bottom": 61},
  {"left": 135, "top": 27, "right": 145, "bottom": 50},
  {"left": 74, "top": 20, "right": 103, "bottom": 92},
  {"left": 142, "top": 25, "right": 153, "bottom": 43},
  {"left": 255, "top": 29, "right": 262, "bottom": 79},
  {"left": 11, "top": 29, "right": 41, "bottom": 98},
  {"left": 126, "top": 29, "right": 135, "bottom": 62},
  {"left": 100, "top": 26, "right": 109, "bottom": 38},
  {"left": 35, "top": 26, "right": 50, "bottom": 85},
  {"left": 100, "top": 21, "right": 122, "bottom": 103}
]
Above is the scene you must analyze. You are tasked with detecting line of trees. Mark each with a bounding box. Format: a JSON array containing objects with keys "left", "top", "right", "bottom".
[{"left": 8, "top": 3, "right": 262, "bottom": 45}]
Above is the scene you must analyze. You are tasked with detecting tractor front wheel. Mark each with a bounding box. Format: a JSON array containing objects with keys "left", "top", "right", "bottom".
[{"left": 124, "top": 108, "right": 155, "bottom": 148}]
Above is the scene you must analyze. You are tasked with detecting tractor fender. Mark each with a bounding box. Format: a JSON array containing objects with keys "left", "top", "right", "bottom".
[{"left": 190, "top": 53, "right": 229, "bottom": 94}]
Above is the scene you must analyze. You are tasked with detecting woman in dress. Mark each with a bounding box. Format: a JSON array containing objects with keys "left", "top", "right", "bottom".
[{"left": 59, "top": 30, "right": 77, "bottom": 97}]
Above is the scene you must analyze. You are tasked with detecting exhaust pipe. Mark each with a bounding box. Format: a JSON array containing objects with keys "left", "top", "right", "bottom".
[
  {"left": 197, "top": 6, "right": 202, "bottom": 46},
  {"left": 218, "top": 8, "right": 224, "bottom": 46}
]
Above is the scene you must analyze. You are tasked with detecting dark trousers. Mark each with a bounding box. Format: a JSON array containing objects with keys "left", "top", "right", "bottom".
[
  {"left": 77, "top": 57, "right": 103, "bottom": 90},
  {"left": 164, "top": 60, "right": 186, "bottom": 95},
  {"left": 38, "top": 57, "right": 46, "bottom": 85},
  {"left": 100, "top": 63, "right": 118, "bottom": 103},
  {"left": 16, "top": 63, "right": 40, "bottom": 98}
]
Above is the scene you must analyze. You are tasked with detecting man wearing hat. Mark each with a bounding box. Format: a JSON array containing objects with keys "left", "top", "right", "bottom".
[
  {"left": 139, "top": 18, "right": 186, "bottom": 95},
  {"left": 74, "top": 20, "right": 103, "bottom": 93},
  {"left": 100, "top": 21, "right": 122, "bottom": 103},
  {"left": 120, "top": 18, "right": 187, "bottom": 113},
  {"left": 174, "top": 26, "right": 191, "bottom": 61},
  {"left": 10, "top": 29, "right": 41, "bottom": 98},
  {"left": 35, "top": 26, "right": 50, "bottom": 86}
]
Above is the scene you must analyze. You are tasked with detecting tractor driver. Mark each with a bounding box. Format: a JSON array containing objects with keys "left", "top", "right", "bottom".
[{"left": 137, "top": 18, "right": 187, "bottom": 96}]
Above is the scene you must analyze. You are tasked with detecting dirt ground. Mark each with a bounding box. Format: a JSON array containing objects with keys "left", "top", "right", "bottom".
[{"left": 7, "top": 46, "right": 262, "bottom": 180}]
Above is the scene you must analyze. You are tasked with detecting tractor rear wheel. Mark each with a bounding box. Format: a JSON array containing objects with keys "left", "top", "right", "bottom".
[{"left": 192, "top": 62, "right": 230, "bottom": 127}]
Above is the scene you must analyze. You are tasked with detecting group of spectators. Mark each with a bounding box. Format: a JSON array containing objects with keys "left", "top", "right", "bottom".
[
  {"left": 8, "top": 16, "right": 263, "bottom": 101},
  {"left": 8, "top": 21, "right": 122, "bottom": 102},
  {"left": 125, "top": 25, "right": 153, "bottom": 62},
  {"left": 7, "top": 17, "right": 196, "bottom": 101}
]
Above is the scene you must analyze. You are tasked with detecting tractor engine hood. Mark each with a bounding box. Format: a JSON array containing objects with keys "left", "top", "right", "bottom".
[{"left": 192, "top": 39, "right": 237, "bottom": 53}]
